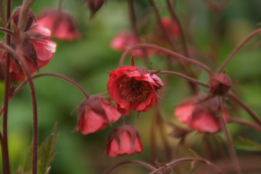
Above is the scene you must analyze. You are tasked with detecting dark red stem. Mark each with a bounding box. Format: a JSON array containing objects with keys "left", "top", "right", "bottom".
[
  {"left": 119, "top": 44, "right": 213, "bottom": 75},
  {"left": 156, "top": 70, "right": 210, "bottom": 88},
  {"left": 104, "top": 160, "right": 161, "bottom": 174},
  {"left": 149, "top": 158, "right": 224, "bottom": 174},
  {"left": 0, "top": 42, "right": 38, "bottom": 174},
  {"left": 0, "top": 72, "right": 90, "bottom": 117},
  {"left": 220, "top": 117, "right": 242, "bottom": 174},
  {"left": 218, "top": 29, "right": 261, "bottom": 73},
  {"left": 165, "top": 0, "right": 189, "bottom": 57},
  {"left": 2, "top": 0, "right": 11, "bottom": 173},
  {"left": 228, "top": 117, "right": 261, "bottom": 132},
  {"left": 0, "top": 27, "right": 12, "bottom": 34},
  {"left": 228, "top": 91, "right": 261, "bottom": 125}
]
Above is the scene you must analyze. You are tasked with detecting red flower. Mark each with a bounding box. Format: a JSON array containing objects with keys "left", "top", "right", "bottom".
[
  {"left": 75, "top": 95, "right": 122, "bottom": 135},
  {"left": 106, "top": 125, "right": 143, "bottom": 157},
  {"left": 174, "top": 93, "right": 228, "bottom": 133},
  {"left": 36, "top": 9, "right": 80, "bottom": 41},
  {"left": 110, "top": 31, "right": 154, "bottom": 58},
  {"left": 0, "top": 8, "right": 57, "bottom": 82},
  {"left": 107, "top": 59, "right": 163, "bottom": 115}
]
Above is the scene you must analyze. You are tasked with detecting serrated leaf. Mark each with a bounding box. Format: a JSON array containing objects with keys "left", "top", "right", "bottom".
[
  {"left": 233, "top": 137, "right": 261, "bottom": 151},
  {"left": 24, "top": 142, "right": 33, "bottom": 173},
  {"left": 38, "top": 122, "right": 59, "bottom": 174}
]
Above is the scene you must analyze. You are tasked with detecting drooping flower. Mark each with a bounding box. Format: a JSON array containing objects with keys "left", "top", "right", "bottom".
[
  {"left": 174, "top": 93, "right": 228, "bottom": 133},
  {"left": 106, "top": 125, "right": 143, "bottom": 157},
  {"left": 36, "top": 9, "right": 80, "bottom": 41},
  {"left": 0, "top": 7, "right": 57, "bottom": 82},
  {"left": 107, "top": 58, "right": 163, "bottom": 115},
  {"left": 74, "top": 95, "right": 122, "bottom": 135},
  {"left": 110, "top": 31, "right": 154, "bottom": 58},
  {"left": 85, "top": 0, "right": 106, "bottom": 18}
]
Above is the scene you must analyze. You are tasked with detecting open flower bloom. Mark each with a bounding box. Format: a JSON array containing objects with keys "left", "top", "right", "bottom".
[
  {"left": 75, "top": 96, "right": 122, "bottom": 135},
  {"left": 36, "top": 9, "right": 80, "bottom": 41},
  {"left": 110, "top": 31, "right": 154, "bottom": 58},
  {"left": 174, "top": 93, "right": 228, "bottom": 133},
  {"left": 106, "top": 125, "right": 143, "bottom": 157},
  {"left": 0, "top": 8, "right": 57, "bottom": 82},
  {"left": 107, "top": 59, "right": 163, "bottom": 115}
]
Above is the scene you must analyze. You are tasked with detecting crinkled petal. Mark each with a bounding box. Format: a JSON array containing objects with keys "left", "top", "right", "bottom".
[{"left": 101, "top": 101, "right": 122, "bottom": 123}]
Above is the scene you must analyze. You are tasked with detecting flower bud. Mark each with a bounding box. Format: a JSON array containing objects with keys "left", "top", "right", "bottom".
[
  {"left": 210, "top": 72, "right": 233, "bottom": 96},
  {"left": 11, "top": 7, "right": 35, "bottom": 31},
  {"left": 86, "top": 0, "right": 106, "bottom": 18}
]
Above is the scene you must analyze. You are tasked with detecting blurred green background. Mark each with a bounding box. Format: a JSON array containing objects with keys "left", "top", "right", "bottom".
[{"left": 1, "top": 0, "right": 261, "bottom": 173}]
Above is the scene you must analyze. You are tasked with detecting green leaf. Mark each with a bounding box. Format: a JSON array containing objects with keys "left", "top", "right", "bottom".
[
  {"left": 24, "top": 143, "right": 33, "bottom": 173},
  {"left": 38, "top": 122, "right": 59, "bottom": 174},
  {"left": 233, "top": 137, "right": 261, "bottom": 151}
]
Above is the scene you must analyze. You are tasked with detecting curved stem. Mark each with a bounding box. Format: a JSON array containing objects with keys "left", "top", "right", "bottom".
[
  {"left": 228, "top": 91, "right": 261, "bottom": 125},
  {"left": 228, "top": 117, "right": 261, "bottom": 132},
  {"left": 0, "top": 27, "right": 12, "bottom": 34},
  {"left": 0, "top": 72, "right": 90, "bottom": 117},
  {"left": 149, "top": 158, "right": 224, "bottom": 174},
  {"left": 2, "top": 1, "right": 11, "bottom": 173},
  {"left": 119, "top": 44, "right": 213, "bottom": 75},
  {"left": 0, "top": 42, "right": 38, "bottom": 174},
  {"left": 218, "top": 28, "right": 261, "bottom": 73},
  {"left": 220, "top": 117, "right": 242, "bottom": 174},
  {"left": 156, "top": 70, "right": 210, "bottom": 88},
  {"left": 165, "top": 0, "right": 189, "bottom": 57},
  {"left": 104, "top": 160, "right": 160, "bottom": 174}
]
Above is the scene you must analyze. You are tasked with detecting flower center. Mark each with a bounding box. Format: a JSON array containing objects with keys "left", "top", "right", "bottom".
[{"left": 118, "top": 75, "right": 152, "bottom": 102}]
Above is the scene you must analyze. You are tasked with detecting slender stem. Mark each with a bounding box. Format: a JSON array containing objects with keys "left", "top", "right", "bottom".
[
  {"left": 104, "top": 160, "right": 161, "bottom": 174},
  {"left": 228, "top": 91, "right": 261, "bottom": 125},
  {"left": 150, "top": 105, "right": 158, "bottom": 164},
  {"left": 119, "top": 44, "right": 213, "bottom": 75},
  {"left": 0, "top": 72, "right": 90, "bottom": 117},
  {"left": 156, "top": 70, "right": 210, "bottom": 88},
  {"left": 149, "top": 158, "right": 224, "bottom": 174},
  {"left": 220, "top": 117, "right": 242, "bottom": 174},
  {"left": 228, "top": 118, "right": 261, "bottom": 132},
  {"left": 2, "top": 0, "right": 11, "bottom": 173},
  {"left": 165, "top": 0, "right": 189, "bottom": 57},
  {"left": 218, "top": 28, "right": 261, "bottom": 73},
  {"left": 0, "top": 42, "right": 38, "bottom": 174},
  {"left": 58, "top": 0, "right": 63, "bottom": 11},
  {"left": 18, "top": 0, "right": 33, "bottom": 32},
  {"left": 0, "top": 27, "right": 12, "bottom": 34}
]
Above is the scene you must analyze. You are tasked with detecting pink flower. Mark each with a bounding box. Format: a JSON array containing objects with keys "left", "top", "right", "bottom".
[
  {"left": 174, "top": 93, "right": 228, "bottom": 133},
  {"left": 110, "top": 31, "right": 154, "bottom": 58},
  {"left": 106, "top": 125, "right": 143, "bottom": 157},
  {"left": 0, "top": 8, "right": 57, "bottom": 82},
  {"left": 107, "top": 59, "right": 163, "bottom": 115},
  {"left": 75, "top": 95, "right": 122, "bottom": 135},
  {"left": 36, "top": 9, "right": 80, "bottom": 41}
]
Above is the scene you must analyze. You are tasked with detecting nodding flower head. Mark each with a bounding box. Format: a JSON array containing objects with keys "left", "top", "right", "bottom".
[
  {"left": 107, "top": 58, "right": 163, "bottom": 115},
  {"left": 74, "top": 95, "right": 122, "bottom": 135},
  {"left": 174, "top": 93, "right": 228, "bottom": 133},
  {"left": 36, "top": 9, "right": 80, "bottom": 41},
  {"left": 106, "top": 125, "right": 143, "bottom": 157},
  {"left": 11, "top": 7, "right": 36, "bottom": 31}
]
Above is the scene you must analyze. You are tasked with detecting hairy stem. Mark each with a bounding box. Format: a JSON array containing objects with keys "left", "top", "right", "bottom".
[
  {"left": 165, "top": 0, "right": 189, "bottom": 57},
  {"left": 228, "top": 91, "right": 261, "bottom": 125},
  {"left": 220, "top": 117, "right": 242, "bottom": 174},
  {"left": 149, "top": 158, "right": 224, "bottom": 174},
  {"left": 0, "top": 42, "right": 38, "bottom": 174},
  {"left": 156, "top": 70, "right": 210, "bottom": 88},
  {"left": 218, "top": 28, "right": 261, "bottom": 73},
  {"left": 2, "top": 0, "right": 11, "bottom": 173},
  {"left": 119, "top": 44, "right": 212, "bottom": 74},
  {"left": 228, "top": 117, "right": 261, "bottom": 132},
  {"left": 104, "top": 160, "right": 161, "bottom": 174}
]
